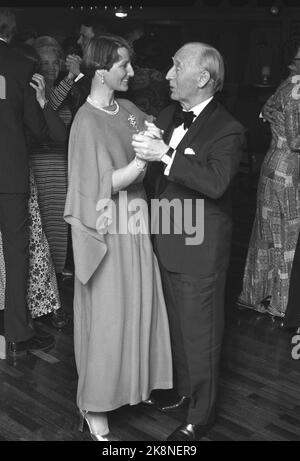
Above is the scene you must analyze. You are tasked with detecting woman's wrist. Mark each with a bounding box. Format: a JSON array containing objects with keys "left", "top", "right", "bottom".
[
  {"left": 66, "top": 72, "right": 75, "bottom": 82},
  {"left": 39, "top": 98, "right": 49, "bottom": 109},
  {"left": 134, "top": 155, "right": 147, "bottom": 171}
]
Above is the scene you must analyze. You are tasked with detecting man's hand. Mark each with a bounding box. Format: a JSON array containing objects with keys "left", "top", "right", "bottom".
[
  {"left": 65, "top": 54, "right": 82, "bottom": 79},
  {"left": 30, "top": 73, "right": 47, "bottom": 108},
  {"left": 132, "top": 133, "right": 169, "bottom": 162}
]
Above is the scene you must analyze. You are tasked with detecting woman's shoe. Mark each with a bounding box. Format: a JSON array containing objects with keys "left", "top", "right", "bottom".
[{"left": 78, "top": 409, "right": 109, "bottom": 441}]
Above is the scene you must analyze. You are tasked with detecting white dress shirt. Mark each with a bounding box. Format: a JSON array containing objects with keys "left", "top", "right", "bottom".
[{"left": 163, "top": 96, "right": 214, "bottom": 176}]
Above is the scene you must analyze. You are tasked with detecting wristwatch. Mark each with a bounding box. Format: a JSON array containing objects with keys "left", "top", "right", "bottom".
[{"left": 160, "top": 147, "right": 175, "bottom": 165}]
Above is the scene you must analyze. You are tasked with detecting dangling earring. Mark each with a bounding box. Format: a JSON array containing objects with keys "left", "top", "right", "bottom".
[{"left": 101, "top": 73, "right": 105, "bottom": 84}]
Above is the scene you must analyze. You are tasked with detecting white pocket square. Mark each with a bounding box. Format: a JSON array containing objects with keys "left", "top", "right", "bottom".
[{"left": 184, "top": 148, "right": 196, "bottom": 155}]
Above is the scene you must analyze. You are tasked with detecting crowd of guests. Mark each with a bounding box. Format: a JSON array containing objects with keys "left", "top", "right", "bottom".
[{"left": 1, "top": 6, "right": 300, "bottom": 442}]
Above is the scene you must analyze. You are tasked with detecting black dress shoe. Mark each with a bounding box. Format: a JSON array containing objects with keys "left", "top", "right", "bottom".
[
  {"left": 167, "top": 423, "right": 210, "bottom": 441},
  {"left": 51, "top": 309, "right": 68, "bottom": 329},
  {"left": 7, "top": 334, "right": 55, "bottom": 357},
  {"left": 160, "top": 395, "right": 189, "bottom": 412}
]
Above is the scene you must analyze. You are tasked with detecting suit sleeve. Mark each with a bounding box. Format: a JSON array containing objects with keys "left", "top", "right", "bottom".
[
  {"left": 70, "top": 75, "right": 91, "bottom": 112},
  {"left": 168, "top": 127, "right": 244, "bottom": 199},
  {"left": 23, "top": 76, "right": 67, "bottom": 143}
]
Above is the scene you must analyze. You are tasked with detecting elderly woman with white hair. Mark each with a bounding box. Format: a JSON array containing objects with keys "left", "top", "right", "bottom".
[{"left": 30, "top": 37, "right": 81, "bottom": 283}]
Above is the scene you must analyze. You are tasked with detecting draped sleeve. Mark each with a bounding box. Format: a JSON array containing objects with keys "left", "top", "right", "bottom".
[{"left": 64, "top": 104, "right": 114, "bottom": 284}]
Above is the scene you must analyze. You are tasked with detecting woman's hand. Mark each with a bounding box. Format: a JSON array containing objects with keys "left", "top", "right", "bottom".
[
  {"left": 65, "top": 54, "right": 82, "bottom": 80},
  {"left": 261, "top": 94, "right": 279, "bottom": 124},
  {"left": 30, "top": 73, "right": 48, "bottom": 108},
  {"left": 142, "top": 121, "right": 164, "bottom": 139}
]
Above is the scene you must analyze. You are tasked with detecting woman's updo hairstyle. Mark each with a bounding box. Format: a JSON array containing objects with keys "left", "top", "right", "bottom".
[{"left": 83, "top": 33, "right": 133, "bottom": 79}]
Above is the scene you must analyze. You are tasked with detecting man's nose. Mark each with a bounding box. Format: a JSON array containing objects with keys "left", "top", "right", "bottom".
[{"left": 166, "top": 66, "right": 175, "bottom": 80}]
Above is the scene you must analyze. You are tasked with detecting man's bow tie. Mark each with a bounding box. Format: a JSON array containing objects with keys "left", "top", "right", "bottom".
[{"left": 173, "top": 108, "right": 196, "bottom": 130}]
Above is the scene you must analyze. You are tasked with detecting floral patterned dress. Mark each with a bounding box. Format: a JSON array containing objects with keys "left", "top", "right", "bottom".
[
  {"left": 238, "top": 73, "right": 300, "bottom": 317},
  {"left": 0, "top": 169, "right": 61, "bottom": 317}
]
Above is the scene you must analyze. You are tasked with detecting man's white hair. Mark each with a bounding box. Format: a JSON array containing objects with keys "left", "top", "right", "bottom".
[{"left": 184, "top": 42, "right": 225, "bottom": 93}]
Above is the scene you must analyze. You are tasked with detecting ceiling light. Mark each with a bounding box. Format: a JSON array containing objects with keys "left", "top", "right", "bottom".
[{"left": 115, "top": 6, "right": 127, "bottom": 18}]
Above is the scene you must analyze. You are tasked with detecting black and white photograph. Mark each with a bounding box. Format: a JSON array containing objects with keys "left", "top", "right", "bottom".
[{"left": 0, "top": 0, "right": 300, "bottom": 445}]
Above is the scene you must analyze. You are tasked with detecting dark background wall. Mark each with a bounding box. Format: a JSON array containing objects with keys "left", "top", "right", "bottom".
[
  {"left": 13, "top": 1, "right": 300, "bottom": 85},
  {"left": 11, "top": 1, "right": 300, "bottom": 155}
]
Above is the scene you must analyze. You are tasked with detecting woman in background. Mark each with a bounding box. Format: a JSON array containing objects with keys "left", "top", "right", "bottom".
[
  {"left": 30, "top": 36, "right": 81, "bottom": 277},
  {"left": 238, "top": 40, "right": 300, "bottom": 318}
]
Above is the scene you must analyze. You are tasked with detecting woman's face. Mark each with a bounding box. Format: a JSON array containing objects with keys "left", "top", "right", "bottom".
[
  {"left": 289, "top": 47, "right": 300, "bottom": 74},
  {"left": 102, "top": 47, "right": 134, "bottom": 92},
  {"left": 39, "top": 47, "right": 60, "bottom": 83}
]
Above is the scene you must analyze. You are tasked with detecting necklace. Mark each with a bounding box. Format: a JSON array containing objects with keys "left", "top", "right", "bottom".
[{"left": 87, "top": 95, "right": 120, "bottom": 115}]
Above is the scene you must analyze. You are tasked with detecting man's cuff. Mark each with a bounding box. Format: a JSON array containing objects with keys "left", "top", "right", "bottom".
[
  {"left": 75, "top": 73, "right": 84, "bottom": 82},
  {"left": 161, "top": 154, "right": 171, "bottom": 165}
]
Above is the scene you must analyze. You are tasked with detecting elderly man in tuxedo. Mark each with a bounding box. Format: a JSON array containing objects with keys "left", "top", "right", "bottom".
[
  {"left": 0, "top": 8, "right": 66, "bottom": 358},
  {"left": 132, "top": 42, "right": 244, "bottom": 441}
]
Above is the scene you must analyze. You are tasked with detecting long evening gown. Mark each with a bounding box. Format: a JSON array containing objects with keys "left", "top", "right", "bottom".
[
  {"left": 65, "top": 98, "right": 173, "bottom": 411},
  {"left": 238, "top": 73, "right": 300, "bottom": 317}
]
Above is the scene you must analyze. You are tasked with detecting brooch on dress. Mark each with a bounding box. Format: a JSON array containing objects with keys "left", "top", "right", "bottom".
[{"left": 128, "top": 114, "right": 139, "bottom": 132}]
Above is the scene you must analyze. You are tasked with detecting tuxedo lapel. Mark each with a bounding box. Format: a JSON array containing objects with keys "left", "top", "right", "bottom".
[
  {"left": 156, "top": 99, "right": 217, "bottom": 197},
  {"left": 155, "top": 104, "right": 177, "bottom": 144},
  {"left": 164, "top": 113, "right": 176, "bottom": 144},
  {"left": 175, "top": 98, "right": 217, "bottom": 153},
  {"left": 153, "top": 105, "right": 177, "bottom": 196}
]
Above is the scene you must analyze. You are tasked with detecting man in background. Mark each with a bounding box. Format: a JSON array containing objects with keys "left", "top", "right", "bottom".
[{"left": 0, "top": 8, "right": 66, "bottom": 358}]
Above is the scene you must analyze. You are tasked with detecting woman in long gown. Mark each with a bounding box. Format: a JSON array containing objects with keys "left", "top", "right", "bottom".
[
  {"left": 64, "top": 34, "right": 172, "bottom": 440},
  {"left": 238, "top": 42, "right": 300, "bottom": 318}
]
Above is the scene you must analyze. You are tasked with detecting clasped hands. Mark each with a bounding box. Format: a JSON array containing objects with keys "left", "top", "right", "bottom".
[
  {"left": 132, "top": 121, "right": 169, "bottom": 162},
  {"left": 65, "top": 54, "right": 82, "bottom": 79}
]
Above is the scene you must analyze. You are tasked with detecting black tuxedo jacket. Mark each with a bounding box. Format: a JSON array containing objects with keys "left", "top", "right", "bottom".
[
  {"left": 0, "top": 41, "right": 66, "bottom": 193},
  {"left": 146, "top": 99, "right": 245, "bottom": 275}
]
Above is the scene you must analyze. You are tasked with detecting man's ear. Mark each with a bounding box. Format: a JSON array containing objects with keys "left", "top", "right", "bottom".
[{"left": 198, "top": 70, "right": 210, "bottom": 88}]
